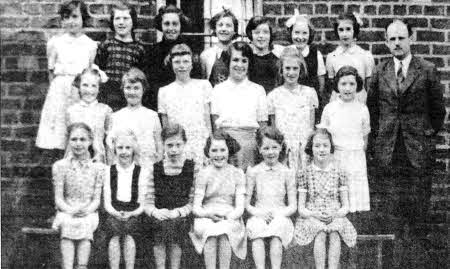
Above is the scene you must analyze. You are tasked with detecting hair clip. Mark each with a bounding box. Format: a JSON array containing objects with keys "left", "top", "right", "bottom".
[
  {"left": 285, "top": 9, "right": 309, "bottom": 28},
  {"left": 353, "top": 12, "right": 363, "bottom": 26}
]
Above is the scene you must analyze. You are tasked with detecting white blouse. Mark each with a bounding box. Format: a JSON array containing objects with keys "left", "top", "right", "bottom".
[{"left": 211, "top": 78, "right": 268, "bottom": 129}]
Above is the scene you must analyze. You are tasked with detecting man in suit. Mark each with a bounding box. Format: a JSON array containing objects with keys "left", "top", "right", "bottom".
[{"left": 367, "top": 20, "right": 445, "bottom": 239}]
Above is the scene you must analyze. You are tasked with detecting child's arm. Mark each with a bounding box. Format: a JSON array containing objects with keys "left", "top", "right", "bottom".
[
  {"left": 200, "top": 51, "right": 208, "bottom": 79},
  {"left": 47, "top": 37, "right": 57, "bottom": 83},
  {"left": 144, "top": 166, "right": 156, "bottom": 216},
  {"left": 103, "top": 167, "right": 122, "bottom": 218},
  {"left": 192, "top": 169, "right": 219, "bottom": 220},
  {"left": 226, "top": 170, "right": 246, "bottom": 220},
  {"left": 153, "top": 116, "right": 163, "bottom": 161},
  {"left": 245, "top": 167, "right": 259, "bottom": 216},
  {"left": 335, "top": 169, "right": 349, "bottom": 218},
  {"left": 53, "top": 163, "right": 78, "bottom": 214},
  {"left": 79, "top": 164, "right": 105, "bottom": 216},
  {"left": 257, "top": 87, "right": 269, "bottom": 128},
  {"left": 204, "top": 82, "right": 213, "bottom": 135},
  {"left": 297, "top": 170, "right": 321, "bottom": 219},
  {"left": 277, "top": 169, "right": 297, "bottom": 217},
  {"left": 317, "top": 75, "right": 326, "bottom": 100},
  {"left": 104, "top": 108, "right": 113, "bottom": 164},
  {"left": 211, "top": 114, "right": 219, "bottom": 133}
]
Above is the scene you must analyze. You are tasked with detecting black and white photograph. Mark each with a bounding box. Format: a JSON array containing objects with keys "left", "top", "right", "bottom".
[{"left": 1, "top": 0, "right": 448, "bottom": 268}]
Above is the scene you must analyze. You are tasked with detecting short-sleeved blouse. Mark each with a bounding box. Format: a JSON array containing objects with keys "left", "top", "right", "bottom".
[
  {"left": 320, "top": 99, "right": 370, "bottom": 150},
  {"left": 247, "top": 162, "right": 296, "bottom": 209},
  {"left": 109, "top": 106, "right": 161, "bottom": 165},
  {"left": 158, "top": 79, "right": 212, "bottom": 137},
  {"left": 47, "top": 33, "right": 97, "bottom": 76},
  {"left": 211, "top": 78, "right": 268, "bottom": 129},
  {"left": 53, "top": 157, "right": 105, "bottom": 208},
  {"left": 326, "top": 44, "right": 375, "bottom": 81},
  {"left": 194, "top": 164, "right": 246, "bottom": 209},
  {"left": 297, "top": 163, "right": 348, "bottom": 213}
]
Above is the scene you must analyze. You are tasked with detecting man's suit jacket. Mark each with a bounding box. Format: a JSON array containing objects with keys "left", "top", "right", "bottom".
[{"left": 367, "top": 56, "right": 445, "bottom": 168}]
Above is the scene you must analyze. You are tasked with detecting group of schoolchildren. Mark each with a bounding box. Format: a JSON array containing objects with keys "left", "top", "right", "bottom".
[{"left": 35, "top": 1, "right": 380, "bottom": 269}]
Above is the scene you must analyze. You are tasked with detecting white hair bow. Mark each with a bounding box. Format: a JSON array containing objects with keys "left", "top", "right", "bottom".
[
  {"left": 285, "top": 9, "right": 310, "bottom": 28},
  {"left": 353, "top": 12, "right": 364, "bottom": 26}
]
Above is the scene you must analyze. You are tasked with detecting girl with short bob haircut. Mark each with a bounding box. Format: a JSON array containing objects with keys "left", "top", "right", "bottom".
[
  {"left": 295, "top": 128, "right": 356, "bottom": 269},
  {"left": 326, "top": 12, "right": 375, "bottom": 103},
  {"left": 190, "top": 130, "right": 247, "bottom": 269},
  {"left": 158, "top": 44, "right": 213, "bottom": 165},
  {"left": 211, "top": 41, "right": 268, "bottom": 171},
  {"left": 246, "top": 16, "right": 281, "bottom": 94},
  {"left": 200, "top": 9, "right": 239, "bottom": 86}
]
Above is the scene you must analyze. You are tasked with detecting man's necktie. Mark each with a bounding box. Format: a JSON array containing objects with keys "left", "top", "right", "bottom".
[{"left": 396, "top": 61, "right": 404, "bottom": 94}]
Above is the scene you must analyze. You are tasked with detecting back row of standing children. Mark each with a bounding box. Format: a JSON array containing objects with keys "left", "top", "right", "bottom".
[{"left": 35, "top": 1, "right": 375, "bottom": 268}]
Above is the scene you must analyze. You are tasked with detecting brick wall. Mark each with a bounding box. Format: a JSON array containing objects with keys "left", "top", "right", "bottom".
[{"left": 1, "top": 0, "right": 449, "bottom": 268}]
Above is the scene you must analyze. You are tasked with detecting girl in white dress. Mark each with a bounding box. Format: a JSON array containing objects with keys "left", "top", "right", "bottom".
[
  {"left": 190, "top": 131, "right": 247, "bottom": 269},
  {"left": 326, "top": 12, "right": 375, "bottom": 103},
  {"left": 66, "top": 68, "right": 112, "bottom": 163},
  {"left": 246, "top": 126, "right": 297, "bottom": 269},
  {"left": 320, "top": 66, "right": 371, "bottom": 213},
  {"left": 268, "top": 47, "right": 318, "bottom": 171},
  {"left": 158, "top": 44, "right": 212, "bottom": 165},
  {"left": 36, "top": 0, "right": 98, "bottom": 152},
  {"left": 108, "top": 68, "right": 163, "bottom": 167}
]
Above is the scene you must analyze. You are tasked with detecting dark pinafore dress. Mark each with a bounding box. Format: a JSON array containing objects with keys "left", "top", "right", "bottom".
[{"left": 152, "top": 159, "right": 195, "bottom": 244}]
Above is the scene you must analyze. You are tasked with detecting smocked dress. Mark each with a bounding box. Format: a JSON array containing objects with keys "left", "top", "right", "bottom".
[
  {"left": 189, "top": 164, "right": 247, "bottom": 259},
  {"left": 95, "top": 37, "right": 145, "bottom": 111},
  {"left": 148, "top": 158, "right": 195, "bottom": 244},
  {"left": 66, "top": 100, "right": 112, "bottom": 163},
  {"left": 294, "top": 163, "right": 357, "bottom": 247},
  {"left": 52, "top": 157, "right": 105, "bottom": 240},
  {"left": 320, "top": 99, "right": 371, "bottom": 212},
  {"left": 36, "top": 33, "right": 97, "bottom": 150},
  {"left": 246, "top": 162, "right": 296, "bottom": 247},
  {"left": 158, "top": 79, "right": 212, "bottom": 165},
  {"left": 267, "top": 85, "right": 318, "bottom": 171}
]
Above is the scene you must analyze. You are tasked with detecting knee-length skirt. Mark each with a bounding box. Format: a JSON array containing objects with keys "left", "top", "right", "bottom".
[{"left": 246, "top": 216, "right": 294, "bottom": 247}]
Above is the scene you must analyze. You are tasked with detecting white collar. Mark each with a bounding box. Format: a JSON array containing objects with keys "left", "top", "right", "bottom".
[
  {"left": 335, "top": 44, "right": 359, "bottom": 55},
  {"left": 393, "top": 53, "right": 412, "bottom": 75},
  {"left": 300, "top": 45, "right": 310, "bottom": 57},
  {"left": 79, "top": 100, "right": 98, "bottom": 107},
  {"left": 312, "top": 162, "right": 333, "bottom": 172},
  {"left": 116, "top": 162, "right": 135, "bottom": 173},
  {"left": 260, "top": 162, "right": 283, "bottom": 171}
]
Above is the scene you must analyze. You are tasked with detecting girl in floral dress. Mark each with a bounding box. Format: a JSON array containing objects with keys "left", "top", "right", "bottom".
[
  {"left": 52, "top": 122, "right": 105, "bottom": 269},
  {"left": 295, "top": 128, "right": 356, "bottom": 269},
  {"left": 158, "top": 44, "right": 212, "bottom": 165},
  {"left": 36, "top": 0, "right": 97, "bottom": 154},
  {"left": 190, "top": 131, "right": 247, "bottom": 269},
  {"left": 66, "top": 68, "right": 112, "bottom": 163},
  {"left": 268, "top": 47, "right": 318, "bottom": 171},
  {"left": 246, "top": 126, "right": 297, "bottom": 269}
]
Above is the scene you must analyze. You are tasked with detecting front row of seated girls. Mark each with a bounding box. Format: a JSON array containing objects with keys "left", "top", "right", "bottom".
[{"left": 53, "top": 121, "right": 355, "bottom": 269}]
